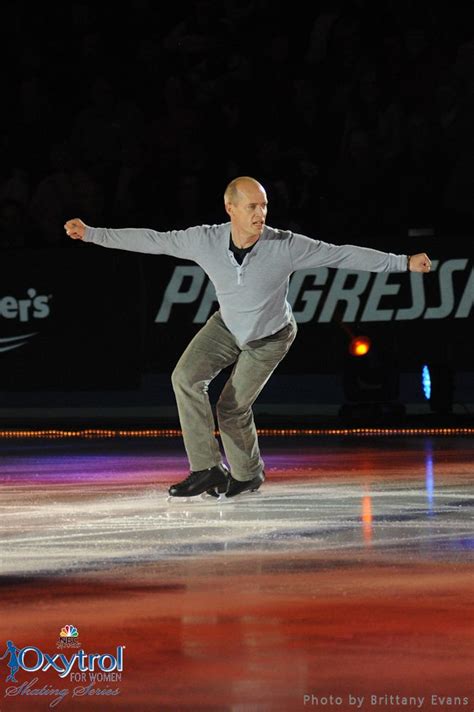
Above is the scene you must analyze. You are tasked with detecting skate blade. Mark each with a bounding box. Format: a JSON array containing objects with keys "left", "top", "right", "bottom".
[
  {"left": 224, "top": 488, "right": 263, "bottom": 501},
  {"left": 200, "top": 491, "right": 231, "bottom": 503},
  {"left": 166, "top": 492, "right": 228, "bottom": 504},
  {"left": 166, "top": 495, "right": 202, "bottom": 504}
]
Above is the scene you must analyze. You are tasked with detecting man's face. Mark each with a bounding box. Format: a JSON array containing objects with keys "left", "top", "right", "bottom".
[{"left": 226, "top": 182, "right": 268, "bottom": 239}]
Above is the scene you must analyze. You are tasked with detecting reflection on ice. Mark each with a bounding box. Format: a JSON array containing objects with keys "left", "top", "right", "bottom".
[{"left": 2, "top": 481, "right": 473, "bottom": 577}]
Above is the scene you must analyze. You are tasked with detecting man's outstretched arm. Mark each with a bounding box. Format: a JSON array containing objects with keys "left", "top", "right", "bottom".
[
  {"left": 288, "top": 232, "right": 432, "bottom": 274},
  {"left": 64, "top": 218, "right": 202, "bottom": 261}
]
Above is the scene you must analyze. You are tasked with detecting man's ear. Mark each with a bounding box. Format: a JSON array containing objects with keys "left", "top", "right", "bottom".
[{"left": 224, "top": 201, "right": 233, "bottom": 218}]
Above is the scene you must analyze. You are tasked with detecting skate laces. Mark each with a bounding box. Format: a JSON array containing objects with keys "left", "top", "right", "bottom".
[{"left": 181, "top": 469, "right": 207, "bottom": 484}]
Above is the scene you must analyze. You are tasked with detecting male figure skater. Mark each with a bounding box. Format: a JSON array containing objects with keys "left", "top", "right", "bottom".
[{"left": 65, "top": 176, "right": 431, "bottom": 498}]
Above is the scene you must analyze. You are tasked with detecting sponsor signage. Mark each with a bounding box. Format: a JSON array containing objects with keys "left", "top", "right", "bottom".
[
  {"left": 153, "top": 259, "right": 473, "bottom": 325},
  {"left": 1, "top": 250, "right": 472, "bottom": 382},
  {"left": 0, "top": 248, "right": 142, "bottom": 388}
]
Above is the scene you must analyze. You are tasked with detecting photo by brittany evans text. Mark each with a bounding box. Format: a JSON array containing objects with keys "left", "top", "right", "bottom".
[{"left": 302, "top": 693, "right": 471, "bottom": 708}]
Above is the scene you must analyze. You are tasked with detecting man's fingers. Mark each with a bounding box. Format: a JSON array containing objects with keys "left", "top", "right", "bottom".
[
  {"left": 64, "top": 219, "right": 85, "bottom": 239},
  {"left": 412, "top": 253, "right": 432, "bottom": 273}
]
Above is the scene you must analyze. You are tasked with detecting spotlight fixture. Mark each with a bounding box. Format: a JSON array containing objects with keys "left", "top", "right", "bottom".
[
  {"left": 340, "top": 330, "right": 403, "bottom": 418},
  {"left": 422, "top": 363, "right": 454, "bottom": 414},
  {"left": 349, "top": 335, "right": 371, "bottom": 357},
  {"left": 421, "top": 364, "right": 431, "bottom": 400}
]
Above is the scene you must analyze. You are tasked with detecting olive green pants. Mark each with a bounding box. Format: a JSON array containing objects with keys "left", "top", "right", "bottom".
[{"left": 171, "top": 310, "right": 297, "bottom": 481}]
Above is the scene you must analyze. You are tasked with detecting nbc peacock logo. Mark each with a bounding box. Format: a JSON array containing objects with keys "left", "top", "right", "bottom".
[
  {"left": 60, "top": 625, "right": 78, "bottom": 638},
  {"left": 57, "top": 624, "right": 80, "bottom": 650}
]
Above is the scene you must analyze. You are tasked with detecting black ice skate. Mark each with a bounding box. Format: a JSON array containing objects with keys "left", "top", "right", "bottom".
[
  {"left": 225, "top": 470, "right": 265, "bottom": 498},
  {"left": 168, "top": 463, "right": 230, "bottom": 498}
]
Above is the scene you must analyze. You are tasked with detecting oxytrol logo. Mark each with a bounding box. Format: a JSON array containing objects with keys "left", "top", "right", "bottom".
[
  {"left": 1, "top": 633, "right": 125, "bottom": 707},
  {"left": 0, "top": 640, "right": 125, "bottom": 680},
  {"left": 0, "top": 288, "right": 51, "bottom": 353}
]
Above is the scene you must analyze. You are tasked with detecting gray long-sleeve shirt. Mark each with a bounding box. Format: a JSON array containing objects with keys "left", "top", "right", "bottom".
[{"left": 84, "top": 223, "right": 408, "bottom": 347}]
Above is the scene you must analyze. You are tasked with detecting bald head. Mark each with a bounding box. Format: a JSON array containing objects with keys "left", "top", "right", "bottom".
[
  {"left": 224, "top": 176, "right": 268, "bottom": 244},
  {"left": 224, "top": 177, "right": 266, "bottom": 207}
]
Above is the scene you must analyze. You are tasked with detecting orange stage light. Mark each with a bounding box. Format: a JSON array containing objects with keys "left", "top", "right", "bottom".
[{"left": 349, "top": 336, "right": 371, "bottom": 356}]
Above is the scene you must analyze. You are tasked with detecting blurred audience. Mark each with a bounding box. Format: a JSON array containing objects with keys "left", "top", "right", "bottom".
[
  {"left": 28, "top": 142, "right": 105, "bottom": 245},
  {"left": 2, "top": 1, "right": 474, "bottom": 249}
]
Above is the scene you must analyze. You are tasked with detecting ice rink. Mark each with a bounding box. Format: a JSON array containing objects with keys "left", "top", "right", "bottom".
[{"left": 1, "top": 434, "right": 473, "bottom": 711}]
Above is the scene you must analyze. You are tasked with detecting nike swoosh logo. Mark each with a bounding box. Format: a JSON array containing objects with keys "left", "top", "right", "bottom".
[{"left": 0, "top": 333, "right": 38, "bottom": 353}]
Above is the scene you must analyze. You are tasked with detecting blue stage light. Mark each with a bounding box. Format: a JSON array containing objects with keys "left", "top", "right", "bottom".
[{"left": 422, "top": 364, "right": 431, "bottom": 400}]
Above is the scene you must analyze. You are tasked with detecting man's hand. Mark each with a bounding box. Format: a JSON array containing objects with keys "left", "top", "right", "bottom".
[
  {"left": 64, "top": 218, "right": 87, "bottom": 240},
  {"left": 408, "top": 253, "right": 431, "bottom": 272}
]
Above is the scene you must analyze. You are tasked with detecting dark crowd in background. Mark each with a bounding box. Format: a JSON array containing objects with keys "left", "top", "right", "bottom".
[{"left": 1, "top": 0, "right": 474, "bottom": 251}]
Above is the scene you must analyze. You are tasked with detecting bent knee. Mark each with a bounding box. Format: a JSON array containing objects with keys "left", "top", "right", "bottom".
[
  {"left": 216, "top": 397, "right": 251, "bottom": 419},
  {"left": 171, "top": 363, "right": 209, "bottom": 393},
  {"left": 171, "top": 364, "right": 190, "bottom": 390}
]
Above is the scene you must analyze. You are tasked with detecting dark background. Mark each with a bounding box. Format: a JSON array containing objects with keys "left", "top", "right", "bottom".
[{"left": 0, "top": 0, "right": 473, "bottom": 425}]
